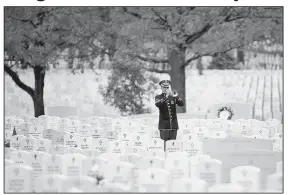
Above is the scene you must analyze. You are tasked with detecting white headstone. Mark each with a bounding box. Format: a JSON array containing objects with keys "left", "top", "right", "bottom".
[
  {"left": 65, "top": 176, "right": 98, "bottom": 192},
  {"left": 19, "top": 122, "right": 33, "bottom": 136},
  {"left": 29, "top": 117, "right": 38, "bottom": 126},
  {"left": 147, "top": 138, "right": 164, "bottom": 151},
  {"left": 64, "top": 133, "right": 81, "bottom": 148},
  {"left": 230, "top": 166, "right": 261, "bottom": 192},
  {"left": 5, "top": 117, "right": 15, "bottom": 141},
  {"left": 181, "top": 134, "right": 195, "bottom": 142},
  {"left": 42, "top": 128, "right": 53, "bottom": 140},
  {"left": 80, "top": 149, "right": 101, "bottom": 158},
  {"left": 209, "top": 131, "right": 227, "bottom": 138},
  {"left": 82, "top": 156, "right": 108, "bottom": 177},
  {"left": 50, "top": 144, "right": 65, "bottom": 155},
  {"left": 51, "top": 129, "right": 66, "bottom": 145},
  {"left": 137, "top": 157, "right": 164, "bottom": 169},
  {"left": 27, "top": 151, "right": 49, "bottom": 190},
  {"left": 253, "top": 127, "right": 270, "bottom": 139},
  {"left": 138, "top": 168, "right": 171, "bottom": 192},
  {"left": 112, "top": 119, "right": 123, "bottom": 132},
  {"left": 125, "top": 146, "right": 147, "bottom": 157},
  {"left": 20, "top": 137, "right": 36, "bottom": 152},
  {"left": 183, "top": 140, "right": 203, "bottom": 157},
  {"left": 150, "top": 129, "right": 160, "bottom": 139},
  {"left": 122, "top": 120, "right": 137, "bottom": 132},
  {"left": 77, "top": 124, "right": 93, "bottom": 136},
  {"left": 166, "top": 140, "right": 183, "bottom": 153},
  {"left": 43, "top": 154, "right": 63, "bottom": 175},
  {"left": 58, "top": 118, "right": 70, "bottom": 131},
  {"left": 5, "top": 164, "right": 33, "bottom": 192},
  {"left": 47, "top": 117, "right": 60, "bottom": 130},
  {"left": 128, "top": 133, "right": 149, "bottom": 148},
  {"left": 62, "top": 153, "right": 87, "bottom": 176},
  {"left": 105, "top": 130, "right": 119, "bottom": 141},
  {"left": 196, "top": 158, "right": 222, "bottom": 187},
  {"left": 137, "top": 125, "right": 151, "bottom": 135},
  {"left": 34, "top": 174, "right": 68, "bottom": 192},
  {"left": 37, "top": 115, "right": 49, "bottom": 127},
  {"left": 28, "top": 125, "right": 43, "bottom": 139},
  {"left": 34, "top": 138, "right": 52, "bottom": 153},
  {"left": 67, "top": 120, "right": 80, "bottom": 134},
  {"left": 89, "top": 117, "right": 103, "bottom": 139},
  {"left": 20, "top": 115, "right": 32, "bottom": 123},
  {"left": 103, "top": 161, "right": 135, "bottom": 186},
  {"left": 97, "top": 117, "right": 112, "bottom": 131},
  {"left": 79, "top": 136, "right": 92, "bottom": 150},
  {"left": 92, "top": 138, "right": 109, "bottom": 153},
  {"left": 266, "top": 172, "right": 282, "bottom": 192},
  {"left": 120, "top": 153, "right": 142, "bottom": 164},
  {"left": 165, "top": 152, "right": 190, "bottom": 179},
  {"left": 82, "top": 157, "right": 98, "bottom": 176},
  {"left": 10, "top": 135, "right": 24, "bottom": 150},
  {"left": 194, "top": 126, "right": 209, "bottom": 141},
  {"left": 108, "top": 140, "right": 126, "bottom": 154},
  {"left": 118, "top": 131, "right": 131, "bottom": 144},
  {"left": 146, "top": 150, "right": 165, "bottom": 159}
]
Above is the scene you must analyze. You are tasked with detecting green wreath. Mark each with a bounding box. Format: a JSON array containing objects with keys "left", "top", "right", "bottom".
[{"left": 217, "top": 106, "right": 234, "bottom": 120}]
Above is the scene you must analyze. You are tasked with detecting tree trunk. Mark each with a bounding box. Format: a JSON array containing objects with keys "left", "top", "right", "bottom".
[
  {"left": 196, "top": 58, "right": 204, "bottom": 76},
  {"left": 237, "top": 47, "right": 244, "bottom": 63},
  {"left": 168, "top": 48, "right": 186, "bottom": 113},
  {"left": 33, "top": 66, "right": 45, "bottom": 117}
]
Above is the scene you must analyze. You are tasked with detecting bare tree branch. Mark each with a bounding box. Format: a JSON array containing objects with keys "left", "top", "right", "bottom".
[
  {"left": 151, "top": 8, "right": 172, "bottom": 31},
  {"left": 182, "top": 7, "right": 251, "bottom": 48},
  {"left": 182, "top": 41, "right": 248, "bottom": 68},
  {"left": 130, "top": 53, "right": 169, "bottom": 64},
  {"left": 143, "top": 67, "right": 170, "bottom": 74},
  {"left": 122, "top": 7, "right": 142, "bottom": 19},
  {"left": 8, "top": 16, "right": 37, "bottom": 28},
  {"left": 183, "top": 53, "right": 214, "bottom": 68},
  {"left": 224, "top": 7, "right": 251, "bottom": 22},
  {"left": 184, "top": 23, "right": 213, "bottom": 46},
  {"left": 4, "top": 64, "right": 34, "bottom": 97}
]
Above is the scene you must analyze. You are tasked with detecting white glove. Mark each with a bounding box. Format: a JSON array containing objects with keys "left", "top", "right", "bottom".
[{"left": 172, "top": 91, "right": 178, "bottom": 97}]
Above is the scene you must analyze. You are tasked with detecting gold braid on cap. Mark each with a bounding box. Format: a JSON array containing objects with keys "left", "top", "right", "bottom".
[{"left": 217, "top": 106, "right": 234, "bottom": 120}]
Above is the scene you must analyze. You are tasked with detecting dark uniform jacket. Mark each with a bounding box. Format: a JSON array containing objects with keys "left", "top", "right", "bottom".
[{"left": 155, "top": 93, "right": 184, "bottom": 130}]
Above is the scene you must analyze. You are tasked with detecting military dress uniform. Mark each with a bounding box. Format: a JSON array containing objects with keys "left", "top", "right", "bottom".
[{"left": 155, "top": 80, "right": 184, "bottom": 147}]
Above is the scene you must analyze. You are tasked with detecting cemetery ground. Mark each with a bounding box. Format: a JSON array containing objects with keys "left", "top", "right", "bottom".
[
  {"left": 5, "top": 69, "right": 283, "bottom": 120},
  {"left": 4, "top": 69, "right": 283, "bottom": 193}
]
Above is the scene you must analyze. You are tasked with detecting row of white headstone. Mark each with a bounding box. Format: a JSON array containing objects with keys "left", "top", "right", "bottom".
[
  {"left": 5, "top": 119, "right": 283, "bottom": 156},
  {"left": 5, "top": 115, "right": 283, "bottom": 146},
  {"left": 5, "top": 132, "right": 283, "bottom": 158},
  {"left": 5, "top": 115, "right": 283, "bottom": 193},
  {"left": 5, "top": 150, "right": 282, "bottom": 193},
  {"left": 5, "top": 115, "right": 282, "bottom": 137}
]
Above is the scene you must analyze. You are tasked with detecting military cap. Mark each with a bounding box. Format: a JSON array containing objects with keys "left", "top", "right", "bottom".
[{"left": 159, "top": 80, "right": 171, "bottom": 88}]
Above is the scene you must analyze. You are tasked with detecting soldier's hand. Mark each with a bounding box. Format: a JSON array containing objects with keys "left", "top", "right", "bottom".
[
  {"left": 173, "top": 91, "right": 178, "bottom": 97},
  {"left": 167, "top": 90, "right": 173, "bottom": 96}
]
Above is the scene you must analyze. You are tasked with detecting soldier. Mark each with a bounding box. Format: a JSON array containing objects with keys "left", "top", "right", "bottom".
[{"left": 155, "top": 80, "right": 184, "bottom": 151}]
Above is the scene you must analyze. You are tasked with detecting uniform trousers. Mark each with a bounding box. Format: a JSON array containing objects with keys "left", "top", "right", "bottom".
[{"left": 159, "top": 129, "right": 177, "bottom": 151}]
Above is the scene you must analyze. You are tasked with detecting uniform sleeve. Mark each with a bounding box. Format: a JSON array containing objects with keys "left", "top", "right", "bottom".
[
  {"left": 155, "top": 95, "right": 168, "bottom": 107},
  {"left": 175, "top": 96, "right": 184, "bottom": 106}
]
